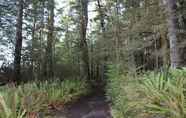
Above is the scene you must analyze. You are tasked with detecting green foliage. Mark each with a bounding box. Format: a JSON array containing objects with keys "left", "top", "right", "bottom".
[
  {"left": 106, "top": 68, "right": 186, "bottom": 118},
  {"left": 0, "top": 79, "right": 89, "bottom": 118},
  {"left": 38, "top": 79, "right": 89, "bottom": 104},
  {"left": 106, "top": 65, "right": 142, "bottom": 118},
  {"left": 140, "top": 68, "right": 186, "bottom": 118},
  {"left": 0, "top": 89, "right": 26, "bottom": 118}
]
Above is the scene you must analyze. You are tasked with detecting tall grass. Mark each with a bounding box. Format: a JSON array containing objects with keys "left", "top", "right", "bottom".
[
  {"left": 106, "top": 67, "right": 186, "bottom": 118},
  {"left": 0, "top": 79, "right": 89, "bottom": 118}
]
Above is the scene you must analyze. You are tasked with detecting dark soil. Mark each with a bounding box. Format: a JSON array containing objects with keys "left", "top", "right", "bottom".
[{"left": 51, "top": 90, "right": 112, "bottom": 118}]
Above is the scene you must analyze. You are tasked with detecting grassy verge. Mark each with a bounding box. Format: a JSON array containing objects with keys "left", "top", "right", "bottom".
[
  {"left": 0, "top": 79, "right": 90, "bottom": 118},
  {"left": 106, "top": 66, "right": 186, "bottom": 118}
]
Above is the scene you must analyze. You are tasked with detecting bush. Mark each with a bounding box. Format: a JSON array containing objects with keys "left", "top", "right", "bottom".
[
  {"left": 106, "top": 65, "right": 142, "bottom": 118},
  {"left": 140, "top": 69, "right": 186, "bottom": 118},
  {"left": 39, "top": 79, "right": 89, "bottom": 106},
  {"left": 0, "top": 89, "right": 26, "bottom": 118},
  {"left": 0, "top": 79, "right": 89, "bottom": 118},
  {"left": 106, "top": 67, "right": 186, "bottom": 118}
]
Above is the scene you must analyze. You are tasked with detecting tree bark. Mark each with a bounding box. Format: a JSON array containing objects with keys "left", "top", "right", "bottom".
[
  {"left": 97, "top": 0, "right": 107, "bottom": 80},
  {"left": 39, "top": 1, "right": 46, "bottom": 80},
  {"left": 115, "top": 1, "right": 120, "bottom": 65},
  {"left": 13, "top": 0, "right": 23, "bottom": 84},
  {"left": 166, "top": 0, "right": 182, "bottom": 68},
  {"left": 160, "top": 32, "right": 169, "bottom": 66},
  {"left": 97, "top": 0, "right": 105, "bottom": 32},
  {"left": 46, "top": 0, "right": 55, "bottom": 79},
  {"left": 79, "top": 0, "right": 90, "bottom": 80},
  {"left": 31, "top": 2, "right": 37, "bottom": 80}
]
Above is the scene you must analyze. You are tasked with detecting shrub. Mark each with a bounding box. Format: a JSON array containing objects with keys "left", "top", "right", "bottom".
[
  {"left": 0, "top": 78, "right": 89, "bottom": 118},
  {"left": 106, "top": 65, "right": 142, "bottom": 118},
  {"left": 106, "top": 68, "right": 186, "bottom": 118},
  {"left": 140, "top": 69, "right": 186, "bottom": 118},
  {"left": 0, "top": 88, "right": 26, "bottom": 118}
]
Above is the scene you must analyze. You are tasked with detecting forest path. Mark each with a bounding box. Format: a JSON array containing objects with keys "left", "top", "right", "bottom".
[{"left": 52, "top": 90, "right": 112, "bottom": 118}]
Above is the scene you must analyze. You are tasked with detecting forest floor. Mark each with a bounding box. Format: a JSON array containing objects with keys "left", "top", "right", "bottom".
[{"left": 50, "top": 89, "right": 112, "bottom": 118}]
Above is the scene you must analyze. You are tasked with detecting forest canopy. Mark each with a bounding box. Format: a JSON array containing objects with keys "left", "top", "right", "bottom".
[{"left": 0, "top": 0, "right": 186, "bottom": 82}]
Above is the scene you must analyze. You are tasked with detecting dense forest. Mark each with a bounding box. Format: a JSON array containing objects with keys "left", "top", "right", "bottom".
[{"left": 0, "top": 0, "right": 186, "bottom": 118}]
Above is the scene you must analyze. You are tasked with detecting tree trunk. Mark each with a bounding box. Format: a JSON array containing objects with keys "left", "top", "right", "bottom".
[
  {"left": 79, "top": 0, "right": 90, "bottom": 80},
  {"left": 39, "top": 1, "right": 45, "bottom": 80},
  {"left": 31, "top": 2, "right": 37, "bottom": 80},
  {"left": 13, "top": 0, "right": 23, "bottom": 84},
  {"left": 160, "top": 32, "right": 169, "bottom": 66},
  {"left": 46, "top": 0, "right": 55, "bottom": 79},
  {"left": 166, "top": 0, "right": 182, "bottom": 68},
  {"left": 38, "top": 1, "right": 44, "bottom": 80},
  {"left": 115, "top": 1, "right": 120, "bottom": 66},
  {"left": 98, "top": 0, "right": 108, "bottom": 79},
  {"left": 97, "top": 0, "right": 105, "bottom": 32}
]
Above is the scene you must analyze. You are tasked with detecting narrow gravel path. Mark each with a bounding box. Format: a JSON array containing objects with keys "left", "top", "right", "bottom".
[{"left": 52, "top": 91, "right": 112, "bottom": 118}]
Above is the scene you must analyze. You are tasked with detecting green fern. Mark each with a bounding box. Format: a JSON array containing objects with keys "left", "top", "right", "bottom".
[{"left": 0, "top": 89, "right": 26, "bottom": 118}]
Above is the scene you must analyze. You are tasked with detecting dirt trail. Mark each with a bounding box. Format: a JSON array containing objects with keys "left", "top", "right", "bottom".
[{"left": 53, "top": 91, "right": 112, "bottom": 118}]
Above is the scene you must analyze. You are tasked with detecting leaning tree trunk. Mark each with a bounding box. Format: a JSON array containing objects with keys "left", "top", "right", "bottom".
[
  {"left": 166, "top": 0, "right": 182, "bottom": 68},
  {"left": 79, "top": 0, "right": 90, "bottom": 80},
  {"left": 46, "top": 0, "right": 55, "bottom": 80},
  {"left": 13, "top": 0, "right": 23, "bottom": 84}
]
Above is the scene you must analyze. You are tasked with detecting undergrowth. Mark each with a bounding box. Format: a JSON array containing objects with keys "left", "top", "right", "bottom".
[
  {"left": 0, "top": 79, "right": 89, "bottom": 118},
  {"left": 106, "top": 66, "right": 186, "bottom": 118}
]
